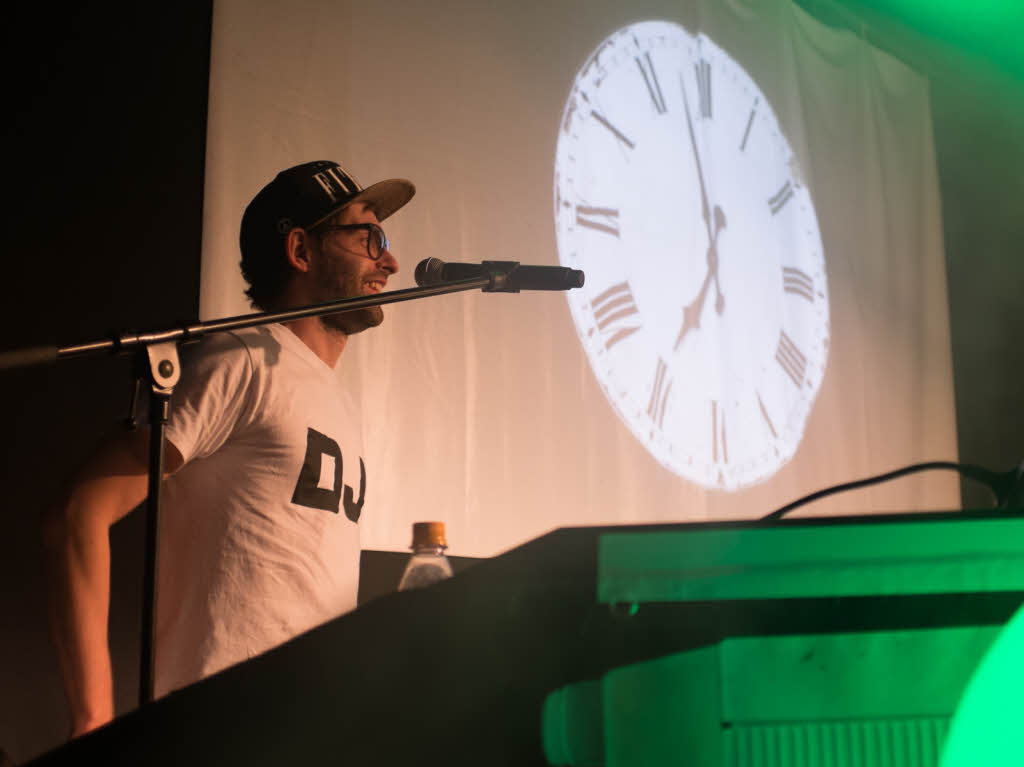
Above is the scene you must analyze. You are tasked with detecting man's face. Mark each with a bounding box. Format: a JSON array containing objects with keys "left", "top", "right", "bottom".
[{"left": 309, "top": 201, "right": 399, "bottom": 335}]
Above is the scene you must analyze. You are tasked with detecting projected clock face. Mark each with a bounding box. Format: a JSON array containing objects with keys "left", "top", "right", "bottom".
[{"left": 554, "top": 21, "right": 829, "bottom": 491}]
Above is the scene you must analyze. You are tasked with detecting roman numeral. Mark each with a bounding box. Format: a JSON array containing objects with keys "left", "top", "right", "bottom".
[
  {"left": 711, "top": 400, "right": 728, "bottom": 464},
  {"left": 576, "top": 205, "right": 619, "bottom": 237},
  {"left": 591, "top": 282, "right": 641, "bottom": 350},
  {"left": 591, "top": 110, "right": 635, "bottom": 150},
  {"left": 756, "top": 391, "right": 778, "bottom": 439},
  {"left": 783, "top": 266, "right": 814, "bottom": 301},
  {"left": 740, "top": 98, "right": 758, "bottom": 151},
  {"left": 695, "top": 58, "right": 711, "bottom": 119},
  {"left": 635, "top": 52, "right": 667, "bottom": 114},
  {"left": 776, "top": 331, "right": 807, "bottom": 388},
  {"left": 769, "top": 181, "right": 794, "bottom": 215},
  {"left": 647, "top": 357, "right": 672, "bottom": 430}
]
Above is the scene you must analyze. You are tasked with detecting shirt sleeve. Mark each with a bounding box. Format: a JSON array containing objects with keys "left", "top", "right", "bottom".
[{"left": 165, "top": 332, "right": 258, "bottom": 465}]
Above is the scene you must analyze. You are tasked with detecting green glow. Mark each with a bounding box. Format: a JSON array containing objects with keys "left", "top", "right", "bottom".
[
  {"left": 598, "top": 517, "right": 1024, "bottom": 604},
  {"left": 542, "top": 681, "right": 604, "bottom": 767},
  {"left": 864, "top": 0, "right": 1017, "bottom": 36},
  {"left": 851, "top": 0, "right": 1022, "bottom": 76},
  {"left": 543, "top": 626, "right": 1003, "bottom": 766},
  {"left": 941, "top": 605, "right": 1024, "bottom": 766}
]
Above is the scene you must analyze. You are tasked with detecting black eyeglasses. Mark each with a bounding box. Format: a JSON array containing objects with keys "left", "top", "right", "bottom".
[{"left": 317, "top": 223, "right": 390, "bottom": 260}]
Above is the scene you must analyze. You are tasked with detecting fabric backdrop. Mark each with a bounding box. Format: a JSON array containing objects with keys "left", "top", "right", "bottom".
[{"left": 201, "top": 0, "right": 957, "bottom": 557}]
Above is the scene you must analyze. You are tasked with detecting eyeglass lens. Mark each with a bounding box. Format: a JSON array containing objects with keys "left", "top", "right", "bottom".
[{"left": 368, "top": 225, "right": 389, "bottom": 259}]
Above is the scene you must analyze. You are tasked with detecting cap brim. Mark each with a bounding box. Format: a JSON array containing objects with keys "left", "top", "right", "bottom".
[{"left": 311, "top": 178, "right": 415, "bottom": 228}]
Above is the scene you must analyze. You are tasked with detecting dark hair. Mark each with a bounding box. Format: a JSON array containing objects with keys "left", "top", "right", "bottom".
[
  {"left": 240, "top": 239, "right": 290, "bottom": 312},
  {"left": 239, "top": 213, "right": 343, "bottom": 311}
]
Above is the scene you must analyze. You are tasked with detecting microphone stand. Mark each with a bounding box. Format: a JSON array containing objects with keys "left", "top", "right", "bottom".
[{"left": 0, "top": 275, "right": 492, "bottom": 707}]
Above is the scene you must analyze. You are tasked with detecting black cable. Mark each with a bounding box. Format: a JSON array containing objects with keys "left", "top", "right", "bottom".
[{"left": 761, "top": 460, "right": 1022, "bottom": 521}]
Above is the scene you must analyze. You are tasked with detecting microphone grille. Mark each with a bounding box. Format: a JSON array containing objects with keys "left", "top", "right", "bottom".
[{"left": 414, "top": 257, "right": 446, "bottom": 287}]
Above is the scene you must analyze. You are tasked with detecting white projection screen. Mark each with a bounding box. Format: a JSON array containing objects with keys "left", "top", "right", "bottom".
[{"left": 201, "top": 0, "right": 958, "bottom": 557}]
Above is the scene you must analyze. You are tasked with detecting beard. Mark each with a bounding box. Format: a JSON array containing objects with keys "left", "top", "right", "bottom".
[
  {"left": 310, "top": 253, "right": 384, "bottom": 336},
  {"left": 320, "top": 304, "right": 383, "bottom": 336}
]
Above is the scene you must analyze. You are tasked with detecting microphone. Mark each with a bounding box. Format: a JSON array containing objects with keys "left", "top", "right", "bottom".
[{"left": 414, "top": 258, "right": 584, "bottom": 293}]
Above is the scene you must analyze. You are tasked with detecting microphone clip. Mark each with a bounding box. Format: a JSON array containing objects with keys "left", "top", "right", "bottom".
[{"left": 480, "top": 261, "right": 521, "bottom": 293}]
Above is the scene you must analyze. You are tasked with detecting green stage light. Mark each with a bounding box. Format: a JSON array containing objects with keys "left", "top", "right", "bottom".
[{"left": 941, "top": 604, "right": 1024, "bottom": 766}]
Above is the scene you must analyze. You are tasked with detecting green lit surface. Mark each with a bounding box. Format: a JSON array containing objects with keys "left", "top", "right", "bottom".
[
  {"left": 543, "top": 626, "right": 1002, "bottom": 766},
  {"left": 542, "top": 681, "right": 605, "bottom": 767},
  {"left": 941, "top": 605, "right": 1024, "bottom": 766},
  {"left": 717, "top": 627, "right": 999, "bottom": 722},
  {"left": 846, "top": 0, "right": 1023, "bottom": 77},
  {"left": 867, "top": 0, "right": 1020, "bottom": 30},
  {"left": 598, "top": 517, "right": 1024, "bottom": 604}
]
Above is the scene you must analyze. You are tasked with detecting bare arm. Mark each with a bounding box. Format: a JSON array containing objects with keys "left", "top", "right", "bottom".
[{"left": 42, "top": 429, "right": 183, "bottom": 738}]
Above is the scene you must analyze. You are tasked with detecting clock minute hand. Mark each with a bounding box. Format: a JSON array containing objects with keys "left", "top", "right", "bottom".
[
  {"left": 680, "top": 74, "right": 713, "bottom": 241},
  {"left": 681, "top": 74, "right": 726, "bottom": 315}
]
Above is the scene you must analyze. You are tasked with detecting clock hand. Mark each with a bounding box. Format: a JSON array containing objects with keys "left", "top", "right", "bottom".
[
  {"left": 681, "top": 74, "right": 727, "bottom": 315},
  {"left": 674, "top": 208, "right": 727, "bottom": 351},
  {"left": 680, "top": 74, "right": 714, "bottom": 243},
  {"left": 711, "top": 205, "right": 726, "bottom": 314},
  {"left": 674, "top": 265, "right": 714, "bottom": 351}
]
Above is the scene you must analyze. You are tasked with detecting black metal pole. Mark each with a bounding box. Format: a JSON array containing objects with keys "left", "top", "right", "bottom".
[
  {"left": 137, "top": 340, "right": 181, "bottom": 704},
  {"left": 0, "top": 276, "right": 494, "bottom": 372},
  {"left": 63, "top": 277, "right": 493, "bottom": 364},
  {"left": 140, "top": 390, "right": 168, "bottom": 703}
]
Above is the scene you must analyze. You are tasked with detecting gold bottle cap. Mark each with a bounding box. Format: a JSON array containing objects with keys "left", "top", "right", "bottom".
[{"left": 411, "top": 521, "right": 447, "bottom": 548}]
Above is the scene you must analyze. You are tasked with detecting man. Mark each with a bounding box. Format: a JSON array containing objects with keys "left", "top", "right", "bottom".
[{"left": 44, "top": 161, "right": 414, "bottom": 737}]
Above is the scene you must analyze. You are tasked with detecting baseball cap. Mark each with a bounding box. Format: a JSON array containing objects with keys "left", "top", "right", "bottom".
[{"left": 239, "top": 160, "right": 415, "bottom": 259}]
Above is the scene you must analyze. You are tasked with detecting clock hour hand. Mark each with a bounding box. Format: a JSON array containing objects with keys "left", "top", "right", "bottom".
[
  {"left": 674, "top": 208, "right": 727, "bottom": 351},
  {"left": 711, "top": 205, "right": 726, "bottom": 314},
  {"left": 674, "top": 267, "right": 713, "bottom": 350}
]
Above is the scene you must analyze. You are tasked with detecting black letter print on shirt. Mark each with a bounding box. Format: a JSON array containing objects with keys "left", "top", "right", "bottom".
[
  {"left": 291, "top": 428, "right": 367, "bottom": 522},
  {"left": 343, "top": 457, "right": 366, "bottom": 523},
  {"left": 291, "top": 428, "right": 344, "bottom": 513}
]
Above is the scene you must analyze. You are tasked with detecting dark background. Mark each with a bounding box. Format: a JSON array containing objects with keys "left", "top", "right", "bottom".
[{"left": 1, "top": 2, "right": 1020, "bottom": 762}]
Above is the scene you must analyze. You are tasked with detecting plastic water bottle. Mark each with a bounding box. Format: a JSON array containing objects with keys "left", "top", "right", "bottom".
[{"left": 397, "top": 522, "right": 453, "bottom": 591}]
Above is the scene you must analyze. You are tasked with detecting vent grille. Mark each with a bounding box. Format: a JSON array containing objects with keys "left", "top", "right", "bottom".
[{"left": 725, "top": 717, "right": 949, "bottom": 767}]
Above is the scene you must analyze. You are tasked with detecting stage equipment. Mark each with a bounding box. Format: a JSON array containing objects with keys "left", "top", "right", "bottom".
[
  {"left": 27, "top": 510, "right": 1024, "bottom": 766},
  {"left": 544, "top": 513, "right": 1024, "bottom": 765}
]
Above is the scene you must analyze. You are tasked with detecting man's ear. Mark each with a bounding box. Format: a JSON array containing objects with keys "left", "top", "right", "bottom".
[{"left": 285, "top": 228, "right": 314, "bottom": 273}]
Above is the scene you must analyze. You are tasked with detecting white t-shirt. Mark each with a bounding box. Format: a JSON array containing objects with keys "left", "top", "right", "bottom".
[{"left": 155, "top": 323, "right": 364, "bottom": 696}]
